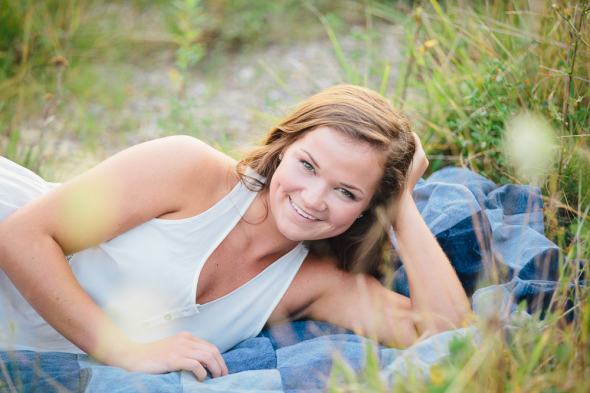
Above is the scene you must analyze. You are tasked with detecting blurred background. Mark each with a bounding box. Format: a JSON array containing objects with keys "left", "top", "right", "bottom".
[{"left": 1, "top": 0, "right": 589, "bottom": 259}]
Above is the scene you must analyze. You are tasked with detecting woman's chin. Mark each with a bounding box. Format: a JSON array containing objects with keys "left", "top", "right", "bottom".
[
  {"left": 272, "top": 202, "right": 347, "bottom": 241},
  {"left": 277, "top": 220, "right": 340, "bottom": 242},
  {"left": 277, "top": 223, "right": 308, "bottom": 242},
  {"left": 275, "top": 216, "right": 322, "bottom": 241}
]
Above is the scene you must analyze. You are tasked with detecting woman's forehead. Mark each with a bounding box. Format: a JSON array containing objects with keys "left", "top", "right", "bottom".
[{"left": 294, "top": 127, "right": 385, "bottom": 160}]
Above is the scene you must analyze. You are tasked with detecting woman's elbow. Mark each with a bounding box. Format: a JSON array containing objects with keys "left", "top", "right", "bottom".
[{"left": 416, "top": 305, "right": 472, "bottom": 338}]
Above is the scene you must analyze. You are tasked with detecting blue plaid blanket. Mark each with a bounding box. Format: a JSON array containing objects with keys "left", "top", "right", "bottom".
[{"left": 0, "top": 167, "right": 570, "bottom": 392}]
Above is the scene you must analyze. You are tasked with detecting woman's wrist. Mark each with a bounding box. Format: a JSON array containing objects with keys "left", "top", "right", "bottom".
[
  {"left": 391, "top": 190, "right": 415, "bottom": 232},
  {"left": 90, "top": 331, "right": 137, "bottom": 370}
]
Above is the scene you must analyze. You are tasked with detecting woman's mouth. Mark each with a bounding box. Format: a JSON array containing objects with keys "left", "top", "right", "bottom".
[{"left": 289, "top": 197, "right": 320, "bottom": 221}]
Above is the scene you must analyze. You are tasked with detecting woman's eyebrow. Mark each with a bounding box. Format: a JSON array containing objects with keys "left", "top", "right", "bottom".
[
  {"left": 302, "top": 149, "right": 365, "bottom": 196},
  {"left": 301, "top": 149, "right": 321, "bottom": 169},
  {"left": 340, "top": 182, "right": 364, "bottom": 195}
]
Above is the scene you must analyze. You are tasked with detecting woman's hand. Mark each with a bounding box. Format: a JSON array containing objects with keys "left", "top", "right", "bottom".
[
  {"left": 407, "top": 132, "right": 428, "bottom": 193},
  {"left": 120, "top": 332, "right": 228, "bottom": 381},
  {"left": 392, "top": 133, "right": 428, "bottom": 227}
]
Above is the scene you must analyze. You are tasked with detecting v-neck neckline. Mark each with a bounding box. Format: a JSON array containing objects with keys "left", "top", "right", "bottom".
[
  {"left": 194, "top": 242, "right": 304, "bottom": 308},
  {"left": 189, "top": 170, "right": 299, "bottom": 308}
]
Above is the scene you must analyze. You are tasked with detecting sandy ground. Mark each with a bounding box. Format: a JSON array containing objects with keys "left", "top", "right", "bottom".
[{"left": 14, "top": 23, "right": 404, "bottom": 182}]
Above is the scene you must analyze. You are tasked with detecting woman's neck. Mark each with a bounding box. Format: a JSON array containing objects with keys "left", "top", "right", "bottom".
[{"left": 234, "top": 190, "right": 300, "bottom": 265}]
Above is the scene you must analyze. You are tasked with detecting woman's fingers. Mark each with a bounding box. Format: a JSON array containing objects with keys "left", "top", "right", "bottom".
[
  {"left": 179, "top": 333, "right": 228, "bottom": 378},
  {"left": 205, "top": 343, "right": 228, "bottom": 376},
  {"left": 180, "top": 359, "right": 208, "bottom": 382},
  {"left": 190, "top": 347, "right": 223, "bottom": 378},
  {"left": 409, "top": 132, "right": 428, "bottom": 189},
  {"left": 130, "top": 332, "right": 229, "bottom": 380},
  {"left": 412, "top": 132, "right": 427, "bottom": 166}
]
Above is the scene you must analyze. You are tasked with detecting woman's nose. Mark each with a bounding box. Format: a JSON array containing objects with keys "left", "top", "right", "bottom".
[{"left": 301, "top": 184, "right": 327, "bottom": 212}]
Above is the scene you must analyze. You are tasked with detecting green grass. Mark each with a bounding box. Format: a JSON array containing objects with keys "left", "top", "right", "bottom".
[{"left": 0, "top": 0, "right": 589, "bottom": 391}]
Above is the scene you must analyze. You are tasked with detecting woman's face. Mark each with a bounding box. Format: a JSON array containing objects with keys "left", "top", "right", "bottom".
[{"left": 269, "top": 126, "right": 384, "bottom": 241}]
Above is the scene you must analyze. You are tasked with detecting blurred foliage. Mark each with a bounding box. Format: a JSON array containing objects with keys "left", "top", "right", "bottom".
[
  {"left": 0, "top": 0, "right": 341, "bottom": 173},
  {"left": 201, "top": 0, "right": 340, "bottom": 50},
  {"left": 0, "top": 0, "right": 339, "bottom": 91}
]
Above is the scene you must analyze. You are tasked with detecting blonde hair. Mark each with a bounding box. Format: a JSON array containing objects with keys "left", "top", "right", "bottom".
[{"left": 237, "top": 85, "right": 415, "bottom": 278}]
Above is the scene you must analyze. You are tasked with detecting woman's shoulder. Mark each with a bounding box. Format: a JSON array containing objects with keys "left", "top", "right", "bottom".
[
  {"left": 271, "top": 252, "right": 346, "bottom": 321},
  {"left": 138, "top": 136, "right": 240, "bottom": 220},
  {"left": 146, "top": 135, "right": 236, "bottom": 179},
  {"left": 140, "top": 135, "right": 234, "bottom": 166},
  {"left": 298, "top": 252, "right": 350, "bottom": 288}
]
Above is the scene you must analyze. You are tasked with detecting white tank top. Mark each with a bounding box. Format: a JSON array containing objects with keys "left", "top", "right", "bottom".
[{"left": 0, "top": 156, "right": 308, "bottom": 353}]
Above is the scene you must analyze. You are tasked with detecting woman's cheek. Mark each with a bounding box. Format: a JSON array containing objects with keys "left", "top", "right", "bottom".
[
  {"left": 325, "top": 198, "right": 353, "bottom": 228},
  {"left": 282, "top": 170, "right": 306, "bottom": 195}
]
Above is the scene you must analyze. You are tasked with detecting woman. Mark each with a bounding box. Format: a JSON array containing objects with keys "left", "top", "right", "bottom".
[{"left": 0, "top": 85, "right": 470, "bottom": 382}]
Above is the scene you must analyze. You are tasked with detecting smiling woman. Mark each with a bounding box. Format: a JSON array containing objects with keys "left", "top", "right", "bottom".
[
  {"left": 271, "top": 127, "right": 383, "bottom": 241},
  {"left": 238, "top": 85, "right": 417, "bottom": 277},
  {"left": 0, "top": 84, "right": 470, "bottom": 381}
]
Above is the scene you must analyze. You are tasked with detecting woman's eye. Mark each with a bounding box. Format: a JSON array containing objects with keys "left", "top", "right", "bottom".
[
  {"left": 339, "top": 188, "right": 355, "bottom": 200},
  {"left": 301, "top": 160, "right": 314, "bottom": 172}
]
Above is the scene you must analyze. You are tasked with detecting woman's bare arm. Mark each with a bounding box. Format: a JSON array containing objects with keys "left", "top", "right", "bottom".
[
  {"left": 391, "top": 190, "right": 471, "bottom": 336},
  {"left": 0, "top": 136, "right": 229, "bottom": 379},
  {"left": 393, "top": 133, "right": 471, "bottom": 336},
  {"left": 302, "top": 133, "right": 470, "bottom": 348}
]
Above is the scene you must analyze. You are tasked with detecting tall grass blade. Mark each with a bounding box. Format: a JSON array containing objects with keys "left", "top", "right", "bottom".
[
  {"left": 380, "top": 61, "right": 390, "bottom": 97},
  {"left": 306, "top": 2, "right": 359, "bottom": 85},
  {"left": 257, "top": 59, "right": 301, "bottom": 102},
  {"left": 429, "top": 0, "right": 455, "bottom": 40}
]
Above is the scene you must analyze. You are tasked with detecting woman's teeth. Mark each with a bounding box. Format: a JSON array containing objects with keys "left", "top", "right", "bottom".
[{"left": 290, "top": 198, "right": 319, "bottom": 220}]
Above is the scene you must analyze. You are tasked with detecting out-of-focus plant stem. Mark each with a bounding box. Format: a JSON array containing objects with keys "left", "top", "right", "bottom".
[
  {"left": 15, "top": 7, "right": 33, "bottom": 131},
  {"left": 400, "top": 6, "right": 423, "bottom": 107},
  {"left": 556, "top": 3, "right": 589, "bottom": 181}
]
